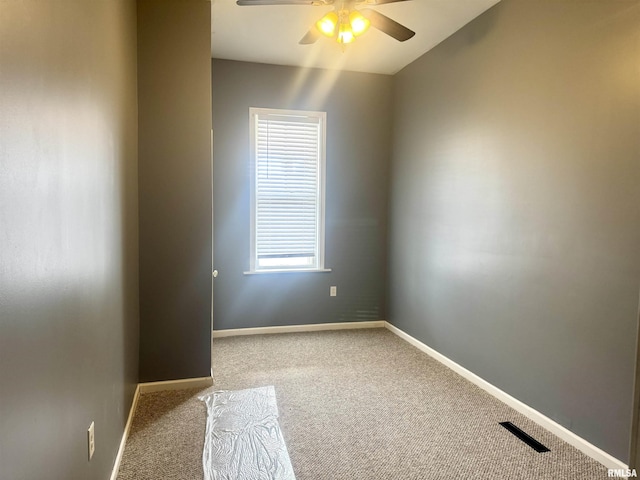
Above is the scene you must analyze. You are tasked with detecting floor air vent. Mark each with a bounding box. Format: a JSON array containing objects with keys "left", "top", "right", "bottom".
[{"left": 499, "top": 421, "right": 550, "bottom": 453}]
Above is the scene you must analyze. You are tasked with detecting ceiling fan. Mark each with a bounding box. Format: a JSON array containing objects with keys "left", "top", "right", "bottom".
[{"left": 236, "top": 0, "right": 415, "bottom": 46}]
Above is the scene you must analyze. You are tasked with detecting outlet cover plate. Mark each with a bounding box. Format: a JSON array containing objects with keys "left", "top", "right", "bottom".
[{"left": 88, "top": 421, "right": 95, "bottom": 460}]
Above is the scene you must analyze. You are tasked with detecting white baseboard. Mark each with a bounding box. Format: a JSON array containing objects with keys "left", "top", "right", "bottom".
[
  {"left": 384, "top": 321, "right": 628, "bottom": 471},
  {"left": 138, "top": 376, "right": 214, "bottom": 394},
  {"left": 110, "top": 384, "right": 140, "bottom": 480},
  {"left": 109, "top": 376, "right": 213, "bottom": 480},
  {"left": 212, "top": 320, "right": 386, "bottom": 338}
]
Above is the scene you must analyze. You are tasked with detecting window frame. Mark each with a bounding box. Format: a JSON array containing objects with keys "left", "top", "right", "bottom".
[{"left": 247, "top": 107, "right": 329, "bottom": 274}]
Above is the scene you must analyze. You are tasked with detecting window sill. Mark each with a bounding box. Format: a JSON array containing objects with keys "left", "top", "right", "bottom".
[{"left": 243, "top": 268, "right": 332, "bottom": 275}]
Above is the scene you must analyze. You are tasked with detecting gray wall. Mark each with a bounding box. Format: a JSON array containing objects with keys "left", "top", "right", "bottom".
[
  {"left": 212, "top": 59, "right": 391, "bottom": 330},
  {"left": 0, "top": 1, "right": 139, "bottom": 479},
  {"left": 138, "top": 0, "right": 213, "bottom": 382},
  {"left": 389, "top": 0, "right": 640, "bottom": 462}
]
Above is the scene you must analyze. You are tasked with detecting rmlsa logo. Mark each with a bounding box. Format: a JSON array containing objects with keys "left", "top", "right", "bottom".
[{"left": 608, "top": 469, "right": 638, "bottom": 477}]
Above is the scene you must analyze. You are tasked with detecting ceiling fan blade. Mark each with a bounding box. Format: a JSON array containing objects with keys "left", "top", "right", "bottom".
[
  {"left": 237, "top": 0, "right": 331, "bottom": 5},
  {"left": 359, "top": 8, "right": 415, "bottom": 42},
  {"left": 361, "top": 0, "right": 411, "bottom": 4},
  {"left": 299, "top": 26, "right": 322, "bottom": 45}
]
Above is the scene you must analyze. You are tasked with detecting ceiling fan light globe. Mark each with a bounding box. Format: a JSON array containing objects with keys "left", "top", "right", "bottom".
[
  {"left": 316, "top": 12, "right": 338, "bottom": 37},
  {"left": 337, "top": 23, "right": 355, "bottom": 44},
  {"left": 349, "top": 11, "right": 370, "bottom": 36}
]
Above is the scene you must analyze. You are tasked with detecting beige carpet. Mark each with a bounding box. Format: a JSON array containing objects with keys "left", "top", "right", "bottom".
[{"left": 117, "top": 328, "right": 609, "bottom": 479}]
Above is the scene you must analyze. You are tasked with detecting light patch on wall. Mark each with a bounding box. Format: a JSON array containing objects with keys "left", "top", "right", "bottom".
[
  {"left": 1, "top": 90, "right": 114, "bottom": 290},
  {"left": 285, "top": 62, "right": 347, "bottom": 109},
  {"left": 422, "top": 130, "right": 510, "bottom": 277}
]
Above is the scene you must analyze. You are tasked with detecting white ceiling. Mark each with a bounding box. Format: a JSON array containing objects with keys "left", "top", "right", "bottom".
[{"left": 211, "top": 0, "right": 500, "bottom": 75}]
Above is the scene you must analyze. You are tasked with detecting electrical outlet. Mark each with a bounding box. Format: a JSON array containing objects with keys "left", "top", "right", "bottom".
[
  {"left": 330, "top": 286, "right": 337, "bottom": 297},
  {"left": 88, "top": 421, "right": 95, "bottom": 460}
]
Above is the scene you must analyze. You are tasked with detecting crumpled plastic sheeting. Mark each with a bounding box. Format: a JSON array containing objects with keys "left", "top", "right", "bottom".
[{"left": 200, "top": 386, "right": 296, "bottom": 480}]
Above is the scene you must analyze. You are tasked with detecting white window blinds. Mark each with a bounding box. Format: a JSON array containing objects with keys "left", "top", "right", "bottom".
[{"left": 250, "top": 108, "right": 326, "bottom": 271}]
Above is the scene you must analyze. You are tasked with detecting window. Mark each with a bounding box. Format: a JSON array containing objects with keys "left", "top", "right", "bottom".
[{"left": 248, "top": 107, "right": 327, "bottom": 273}]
